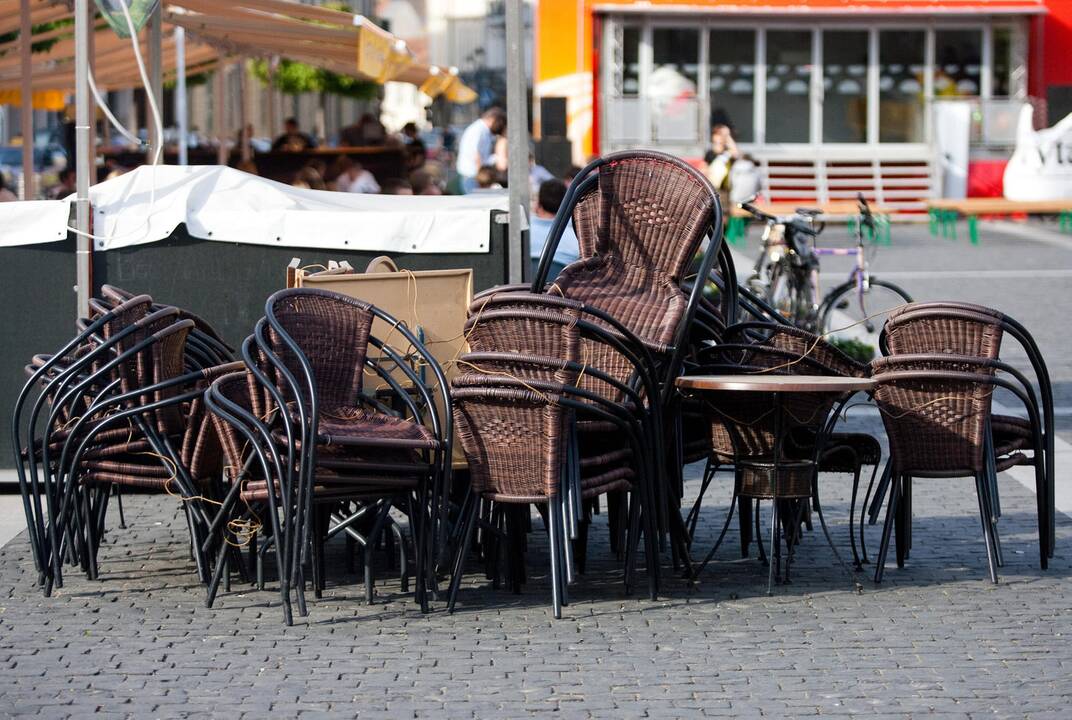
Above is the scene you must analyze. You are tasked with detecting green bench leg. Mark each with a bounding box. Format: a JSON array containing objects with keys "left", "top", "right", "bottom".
[
  {"left": 928, "top": 209, "right": 938, "bottom": 237},
  {"left": 968, "top": 215, "right": 979, "bottom": 245},
  {"left": 1060, "top": 210, "right": 1071, "bottom": 233},
  {"left": 726, "top": 216, "right": 745, "bottom": 246}
]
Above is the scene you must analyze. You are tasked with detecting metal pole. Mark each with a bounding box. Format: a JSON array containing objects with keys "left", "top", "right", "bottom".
[
  {"left": 238, "top": 60, "right": 251, "bottom": 162},
  {"left": 148, "top": 6, "right": 163, "bottom": 164},
  {"left": 19, "top": 0, "right": 34, "bottom": 200},
  {"left": 214, "top": 65, "right": 227, "bottom": 165},
  {"left": 267, "top": 56, "right": 279, "bottom": 139},
  {"left": 74, "top": 0, "right": 91, "bottom": 317},
  {"left": 86, "top": 0, "right": 97, "bottom": 184},
  {"left": 176, "top": 26, "right": 188, "bottom": 165},
  {"left": 505, "top": 0, "right": 530, "bottom": 284}
]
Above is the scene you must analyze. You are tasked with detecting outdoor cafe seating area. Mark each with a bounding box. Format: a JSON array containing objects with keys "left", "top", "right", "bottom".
[{"left": 10, "top": 151, "right": 1057, "bottom": 625}]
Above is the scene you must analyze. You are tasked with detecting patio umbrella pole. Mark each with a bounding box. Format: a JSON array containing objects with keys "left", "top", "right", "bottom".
[
  {"left": 505, "top": 0, "right": 530, "bottom": 284},
  {"left": 19, "top": 0, "right": 34, "bottom": 200},
  {"left": 148, "top": 7, "right": 162, "bottom": 164},
  {"left": 176, "top": 27, "right": 188, "bottom": 166},
  {"left": 74, "top": 0, "right": 91, "bottom": 317}
]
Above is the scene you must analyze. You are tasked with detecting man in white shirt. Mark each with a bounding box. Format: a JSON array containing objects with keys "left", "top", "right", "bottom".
[{"left": 456, "top": 107, "right": 505, "bottom": 193}]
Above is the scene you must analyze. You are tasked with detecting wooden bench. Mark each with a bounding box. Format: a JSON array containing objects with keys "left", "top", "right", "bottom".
[
  {"left": 725, "top": 201, "right": 894, "bottom": 245},
  {"left": 927, "top": 197, "right": 1072, "bottom": 244}
]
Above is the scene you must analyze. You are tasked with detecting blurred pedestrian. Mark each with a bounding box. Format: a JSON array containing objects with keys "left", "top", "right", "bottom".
[
  {"left": 456, "top": 107, "right": 505, "bottom": 193},
  {"left": 704, "top": 124, "right": 739, "bottom": 212},
  {"left": 0, "top": 173, "right": 17, "bottom": 202}
]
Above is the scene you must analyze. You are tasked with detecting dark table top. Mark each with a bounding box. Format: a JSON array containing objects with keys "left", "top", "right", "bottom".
[{"left": 676, "top": 374, "right": 875, "bottom": 393}]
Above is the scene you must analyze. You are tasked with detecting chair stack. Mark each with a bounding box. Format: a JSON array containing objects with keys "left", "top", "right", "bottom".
[
  {"left": 12, "top": 286, "right": 238, "bottom": 596},
  {"left": 203, "top": 288, "right": 452, "bottom": 624},
  {"left": 869, "top": 302, "right": 1052, "bottom": 583},
  {"left": 447, "top": 151, "right": 733, "bottom": 616}
]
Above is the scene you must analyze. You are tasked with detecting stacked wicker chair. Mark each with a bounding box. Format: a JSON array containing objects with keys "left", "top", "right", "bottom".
[
  {"left": 868, "top": 303, "right": 1051, "bottom": 583},
  {"left": 447, "top": 302, "right": 661, "bottom": 617},
  {"left": 204, "top": 288, "right": 451, "bottom": 624},
  {"left": 453, "top": 151, "right": 733, "bottom": 611},
  {"left": 12, "top": 287, "right": 239, "bottom": 596}
]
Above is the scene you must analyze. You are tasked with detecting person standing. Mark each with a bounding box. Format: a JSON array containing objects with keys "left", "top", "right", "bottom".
[{"left": 456, "top": 107, "right": 505, "bottom": 194}]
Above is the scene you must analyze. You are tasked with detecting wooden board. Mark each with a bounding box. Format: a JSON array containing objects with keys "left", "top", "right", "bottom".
[
  {"left": 730, "top": 201, "right": 894, "bottom": 220},
  {"left": 927, "top": 198, "right": 1072, "bottom": 215},
  {"left": 298, "top": 265, "right": 472, "bottom": 465}
]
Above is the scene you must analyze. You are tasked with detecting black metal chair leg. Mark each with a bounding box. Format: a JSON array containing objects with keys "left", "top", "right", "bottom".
[
  {"left": 693, "top": 492, "right": 737, "bottom": 579},
  {"left": 848, "top": 464, "right": 864, "bottom": 569},
  {"left": 446, "top": 495, "right": 480, "bottom": 613},
  {"left": 874, "top": 474, "right": 900, "bottom": 584},
  {"left": 766, "top": 500, "right": 779, "bottom": 596},
  {"left": 858, "top": 462, "right": 880, "bottom": 565},
  {"left": 974, "top": 472, "right": 1000, "bottom": 584}
]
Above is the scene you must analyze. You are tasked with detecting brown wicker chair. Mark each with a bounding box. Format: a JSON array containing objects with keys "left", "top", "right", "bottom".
[
  {"left": 882, "top": 300, "right": 1055, "bottom": 557},
  {"left": 868, "top": 355, "right": 1047, "bottom": 583},
  {"left": 873, "top": 305, "right": 1049, "bottom": 569}
]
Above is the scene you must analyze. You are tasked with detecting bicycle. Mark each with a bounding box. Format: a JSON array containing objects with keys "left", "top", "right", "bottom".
[{"left": 742, "top": 194, "right": 912, "bottom": 357}]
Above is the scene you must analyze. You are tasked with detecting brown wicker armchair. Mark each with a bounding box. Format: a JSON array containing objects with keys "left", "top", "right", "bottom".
[
  {"left": 868, "top": 354, "right": 1047, "bottom": 583},
  {"left": 872, "top": 305, "right": 1049, "bottom": 570}
]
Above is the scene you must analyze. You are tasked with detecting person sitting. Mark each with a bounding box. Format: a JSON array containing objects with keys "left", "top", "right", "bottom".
[
  {"left": 272, "top": 117, "right": 317, "bottom": 152},
  {"left": 292, "top": 166, "right": 326, "bottom": 190},
  {"left": 48, "top": 168, "right": 77, "bottom": 199},
  {"left": 339, "top": 113, "right": 386, "bottom": 147},
  {"left": 409, "top": 169, "right": 442, "bottom": 196},
  {"left": 331, "top": 156, "right": 380, "bottom": 194},
  {"left": 529, "top": 179, "right": 579, "bottom": 282},
  {"left": 473, "top": 165, "right": 502, "bottom": 191},
  {"left": 401, "top": 122, "right": 427, "bottom": 171},
  {"left": 380, "top": 178, "right": 414, "bottom": 195}
]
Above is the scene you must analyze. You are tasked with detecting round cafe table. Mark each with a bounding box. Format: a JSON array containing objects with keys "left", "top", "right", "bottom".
[{"left": 676, "top": 374, "right": 874, "bottom": 594}]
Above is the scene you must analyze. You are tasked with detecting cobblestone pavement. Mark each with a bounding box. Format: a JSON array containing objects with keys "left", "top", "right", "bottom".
[{"left": 1, "top": 452, "right": 1069, "bottom": 720}]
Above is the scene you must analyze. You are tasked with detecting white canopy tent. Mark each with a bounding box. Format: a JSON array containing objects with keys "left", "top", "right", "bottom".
[{"left": 0, "top": 164, "right": 507, "bottom": 252}]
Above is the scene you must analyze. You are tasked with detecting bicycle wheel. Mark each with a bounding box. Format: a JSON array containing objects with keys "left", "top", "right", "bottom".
[
  {"left": 766, "top": 262, "right": 806, "bottom": 326},
  {"left": 820, "top": 278, "right": 912, "bottom": 359}
]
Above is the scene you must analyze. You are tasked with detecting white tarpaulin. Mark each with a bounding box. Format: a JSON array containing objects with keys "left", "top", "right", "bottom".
[
  {"left": 1003, "top": 106, "right": 1072, "bottom": 201},
  {"left": 0, "top": 165, "right": 507, "bottom": 252},
  {"left": 0, "top": 200, "right": 71, "bottom": 247}
]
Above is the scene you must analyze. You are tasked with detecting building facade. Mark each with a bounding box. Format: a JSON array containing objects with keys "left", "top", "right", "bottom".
[{"left": 536, "top": 0, "right": 1067, "bottom": 211}]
